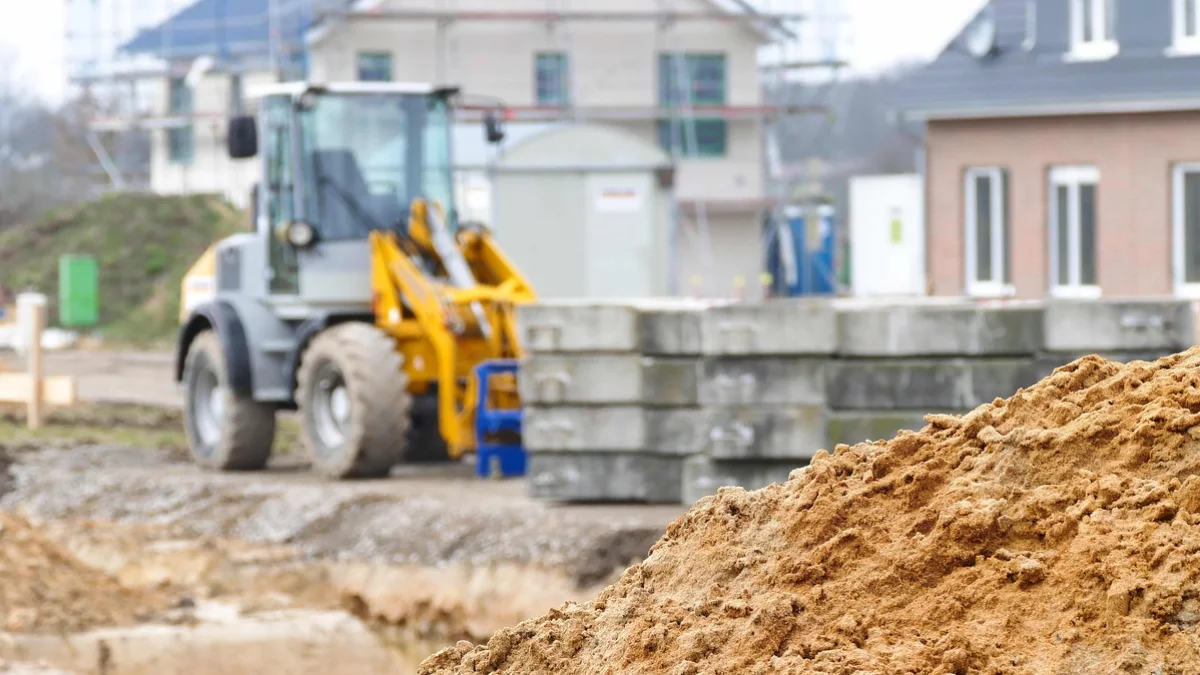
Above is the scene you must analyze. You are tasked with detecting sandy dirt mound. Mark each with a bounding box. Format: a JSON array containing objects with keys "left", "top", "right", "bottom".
[
  {"left": 0, "top": 513, "right": 169, "bottom": 633},
  {"left": 421, "top": 350, "right": 1200, "bottom": 674}
]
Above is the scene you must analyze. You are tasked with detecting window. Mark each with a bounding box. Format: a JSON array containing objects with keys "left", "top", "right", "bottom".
[
  {"left": 1173, "top": 0, "right": 1200, "bottom": 53},
  {"left": 1172, "top": 164, "right": 1200, "bottom": 296},
  {"left": 167, "top": 76, "right": 193, "bottom": 166},
  {"left": 535, "top": 52, "right": 570, "bottom": 106},
  {"left": 657, "top": 53, "right": 728, "bottom": 158},
  {"left": 964, "top": 167, "right": 1012, "bottom": 297},
  {"left": 356, "top": 52, "right": 392, "bottom": 82},
  {"left": 1048, "top": 166, "right": 1100, "bottom": 298},
  {"left": 1069, "top": 0, "right": 1118, "bottom": 60}
]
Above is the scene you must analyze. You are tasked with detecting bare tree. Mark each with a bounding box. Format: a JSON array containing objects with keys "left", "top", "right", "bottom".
[{"left": 0, "top": 48, "right": 109, "bottom": 232}]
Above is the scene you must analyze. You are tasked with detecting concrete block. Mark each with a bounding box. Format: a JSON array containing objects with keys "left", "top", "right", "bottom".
[
  {"left": 523, "top": 406, "right": 707, "bottom": 454},
  {"left": 516, "top": 298, "right": 725, "bottom": 354},
  {"left": 825, "top": 358, "right": 1041, "bottom": 411},
  {"left": 519, "top": 355, "right": 699, "bottom": 406},
  {"left": 704, "top": 406, "right": 826, "bottom": 461},
  {"left": 516, "top": 302, "right": 641, "bottom": 353},
  {"left": 681, "top": 456, "right": 805, "bottom": 506},
  {"left": 698, "top": 358, "right": 826, "bottom": 406},
  {"left": 641, "top": 299, "right": 837, "bottom": 356},
  {"left": 527, "top": 452, "right": 684, "bottom": 504},
  {"left": 1044, "top": 299, "right": 1195, "bottom": 353},
  {"left": 826, "top": 410, "right": 967, "bottom": 447},
  {"left": 836, "top": 300, "right": 1044, "bottom": 357}
]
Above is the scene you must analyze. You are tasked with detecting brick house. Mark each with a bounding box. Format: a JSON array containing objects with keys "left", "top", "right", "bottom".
[{"left": 894, "top": 0, "right": 1200, "bottom": 300}]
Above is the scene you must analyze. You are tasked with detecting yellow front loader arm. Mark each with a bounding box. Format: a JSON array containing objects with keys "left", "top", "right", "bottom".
[{"left": 368, "top": 201, "right": 535, "bottom": 459}]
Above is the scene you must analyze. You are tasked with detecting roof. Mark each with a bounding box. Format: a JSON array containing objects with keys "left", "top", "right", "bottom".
[
  {"left": 894, "top": 0, "right": 1200, "bottom": 122},
  {"left": 121, "top": 0, "right": 791, "bottom": 61},
  {"left": 120, "top": 0, "right": 321, "bottom": 61}
]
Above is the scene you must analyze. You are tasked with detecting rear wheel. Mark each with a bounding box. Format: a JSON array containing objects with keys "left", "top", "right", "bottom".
[
  {"left": 182, "top": 330, "right": 276, "bottom": 471},
  {"left": 296, "top": 322, "right": 412, "bottom": 479}
]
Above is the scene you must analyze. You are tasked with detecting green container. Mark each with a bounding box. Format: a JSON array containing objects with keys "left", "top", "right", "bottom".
[{"left": 58, "top": 255, "right": 99, "bottom": 327}]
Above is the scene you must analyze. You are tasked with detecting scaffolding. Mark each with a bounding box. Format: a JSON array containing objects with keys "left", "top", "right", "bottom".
[{"left": 65, "top": 0, "right": 848, "bottom": 296}]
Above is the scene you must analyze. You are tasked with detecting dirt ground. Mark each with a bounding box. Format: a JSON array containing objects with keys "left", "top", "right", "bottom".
[{"left": 0, "top": 348, "right": 687, "bottom": 673}]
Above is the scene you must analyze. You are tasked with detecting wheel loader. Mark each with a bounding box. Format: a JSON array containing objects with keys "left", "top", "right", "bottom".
[{"left": 174, "top": 81, "right": 535, "bottom": 479}]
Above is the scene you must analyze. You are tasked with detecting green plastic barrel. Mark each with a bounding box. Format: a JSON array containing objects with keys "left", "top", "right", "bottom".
[{"left": 58, "top": 255, "right": 99, "bottom": 327}]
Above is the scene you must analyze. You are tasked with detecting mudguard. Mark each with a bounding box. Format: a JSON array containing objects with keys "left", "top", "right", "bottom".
[{"left": 175, "top": 301, "right": 255, "bottom": 397}]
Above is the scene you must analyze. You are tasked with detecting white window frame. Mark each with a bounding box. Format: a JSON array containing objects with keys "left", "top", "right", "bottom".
[
  {"left": 1172, "top": 163, "right": 1200, "bottom": 297},
  {"left": 1066, "top": 0, "right": 1119, "bottom": 62},
  {"left": 963, "top": 167, "right": 1015, "bottom": 298},
  {"left": 1048, "top": 166, "right": 1102, "bottom": 299},
  {"left": 1169, "top": 0, "right": 1200, "bottom": 56}
]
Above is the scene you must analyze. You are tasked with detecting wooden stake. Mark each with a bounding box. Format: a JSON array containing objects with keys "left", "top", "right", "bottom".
[{"left": 27, "top": 300, "right": 43, "bottom": 430}]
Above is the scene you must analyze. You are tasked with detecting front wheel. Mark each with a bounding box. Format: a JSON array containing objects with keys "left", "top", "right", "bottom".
[
  {"left": 296, "top": 322, "right": 412, "bottom": 479},
  {"left": 182, "top": 330, "right": 276, "bottom": 471}
]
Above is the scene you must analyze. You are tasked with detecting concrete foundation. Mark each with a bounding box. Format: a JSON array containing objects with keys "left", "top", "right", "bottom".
[
  {"left": 680, "top": 456, "right": 805, "bottom": 506},
  {"left": 527, "top": 452, "right": 684, "bottom": 504},
  {"left": 698, "top": 358, "right": 826, "bottom": 406},
  {"left": 837, "top": 301, "right": 1043, "bottom": 357},
  {"left": 1043, "top": 300, "right": 1194, "bottom": 352},
  {"left": 825, "top": 358, "right": 1041, "bottom": 411},
  {"left": 518, "top": 355, "right": 700, "bottom": 406}
]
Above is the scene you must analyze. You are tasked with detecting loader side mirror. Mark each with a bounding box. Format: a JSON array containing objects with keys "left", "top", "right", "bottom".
[
  {"left": 228, "top": 115, "right": 258, "bottom": 159},
  {"left": 484, "top": 110, "right": 506, "bottom": 145}
]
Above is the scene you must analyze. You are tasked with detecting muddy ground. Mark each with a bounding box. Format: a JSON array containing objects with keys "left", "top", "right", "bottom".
[{"left": 0, "top": 350, "right": 687, "bottom": 673}]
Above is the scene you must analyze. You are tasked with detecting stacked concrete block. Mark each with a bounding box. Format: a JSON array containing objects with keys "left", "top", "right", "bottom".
[
  {"left": 663, "top": 299, "right": 836, "bottom": 505},
  {"left": 828, "top": 299, "right": 1046, "bottom": 446},
  {"left": 518, "top": 299, "right": 833, "bottom": 505},
  {"left": 1038, "top": 299, "right": 1196, "bottom": 375},
  {"left": 518, "top": 299, "right": 716, "bottom": 504}
]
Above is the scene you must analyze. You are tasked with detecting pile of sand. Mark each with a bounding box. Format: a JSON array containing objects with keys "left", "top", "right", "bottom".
[
  {"left": 422, "top": 350, "right": 1200, "bottom": 674},
  {"left": 0, "top": 512, "right": 169, "bottom": 634}
]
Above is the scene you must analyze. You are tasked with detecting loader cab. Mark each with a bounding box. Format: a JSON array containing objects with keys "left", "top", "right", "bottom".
[{"left": 227, "top": 82, "right": 472, "bottom": 304}]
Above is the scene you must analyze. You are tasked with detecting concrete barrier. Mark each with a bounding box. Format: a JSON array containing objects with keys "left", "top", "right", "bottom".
[{"left": 517, "top": 297, "right": 1197, "bottom": 505}]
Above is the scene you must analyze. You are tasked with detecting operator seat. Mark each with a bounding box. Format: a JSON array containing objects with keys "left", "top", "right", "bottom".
[{"left": 311, "top": 149, "right": 407, "bottom": 238}]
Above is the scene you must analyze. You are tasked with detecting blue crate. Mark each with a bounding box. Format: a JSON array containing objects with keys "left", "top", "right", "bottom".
[
  {"left": 473, "top": 359, "right": 527, "bottom": 478},
  {"left": 476, "top": 444, "right": 527, "bottom": 479}
]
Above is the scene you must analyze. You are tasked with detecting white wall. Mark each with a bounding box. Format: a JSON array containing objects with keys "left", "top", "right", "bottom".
[
  {"left": 147, "top": 70, "right": 274, "bottom": 208},
  {"left": 849, "top": 173, "right": 926, "bottom": 297}
]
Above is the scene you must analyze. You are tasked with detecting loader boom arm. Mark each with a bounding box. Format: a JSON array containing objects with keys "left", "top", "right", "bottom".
[{"left": 369, "top": 200, "right": 534, "bottom": 459}]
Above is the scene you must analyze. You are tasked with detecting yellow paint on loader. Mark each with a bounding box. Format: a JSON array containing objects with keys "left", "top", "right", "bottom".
[{"left": 180, "top": 244, "right": 218, "bottom": 324}]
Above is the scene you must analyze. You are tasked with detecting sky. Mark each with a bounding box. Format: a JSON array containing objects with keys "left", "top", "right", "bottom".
[{"left": 0, "top": 0, "right": 985, "bottom": 106}]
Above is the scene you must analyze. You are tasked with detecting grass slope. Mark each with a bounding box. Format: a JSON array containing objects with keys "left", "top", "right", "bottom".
[{"left": 0, "top": 193, "right": 246, "bottom": 347}]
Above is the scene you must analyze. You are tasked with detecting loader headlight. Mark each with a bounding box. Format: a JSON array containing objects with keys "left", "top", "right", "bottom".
[{"left": 277, "top": 221, "right": 316, "bottom": 248}]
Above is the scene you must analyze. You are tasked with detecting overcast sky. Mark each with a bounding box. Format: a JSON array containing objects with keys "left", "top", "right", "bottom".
[{"left": 0, "top": 0, "right": 984, "bottom": 105}]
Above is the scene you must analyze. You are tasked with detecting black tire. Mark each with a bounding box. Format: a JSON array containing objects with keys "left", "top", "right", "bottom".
[
  {"left": 295, "top": 322, "right": 412, "bottom": 479},
  {"left": 182, "top": 330, "right": 276, "bottom": 471},
  {"left": 405, "top": 393, "right": 453, "bottom": 464}
]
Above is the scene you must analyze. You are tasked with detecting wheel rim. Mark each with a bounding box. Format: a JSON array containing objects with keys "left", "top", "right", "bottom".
[
  {"left": 312, "top": 361, "right": 352, "bottom": 453},
  {"left": 193, "top": 365, "right": 224, "bottom": 447}
]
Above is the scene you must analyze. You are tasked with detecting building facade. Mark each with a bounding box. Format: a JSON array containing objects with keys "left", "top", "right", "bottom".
[
  {"left": 895, "top": 0, "right": 1200, "bottom": 300},
  {"left": 114, "top": 0, "right": 791, "bottom": 297}
]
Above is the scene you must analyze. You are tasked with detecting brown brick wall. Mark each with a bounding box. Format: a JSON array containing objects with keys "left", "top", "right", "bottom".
[{"left": 926, "top": 111, "right": 1200, "bottom": 298}]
